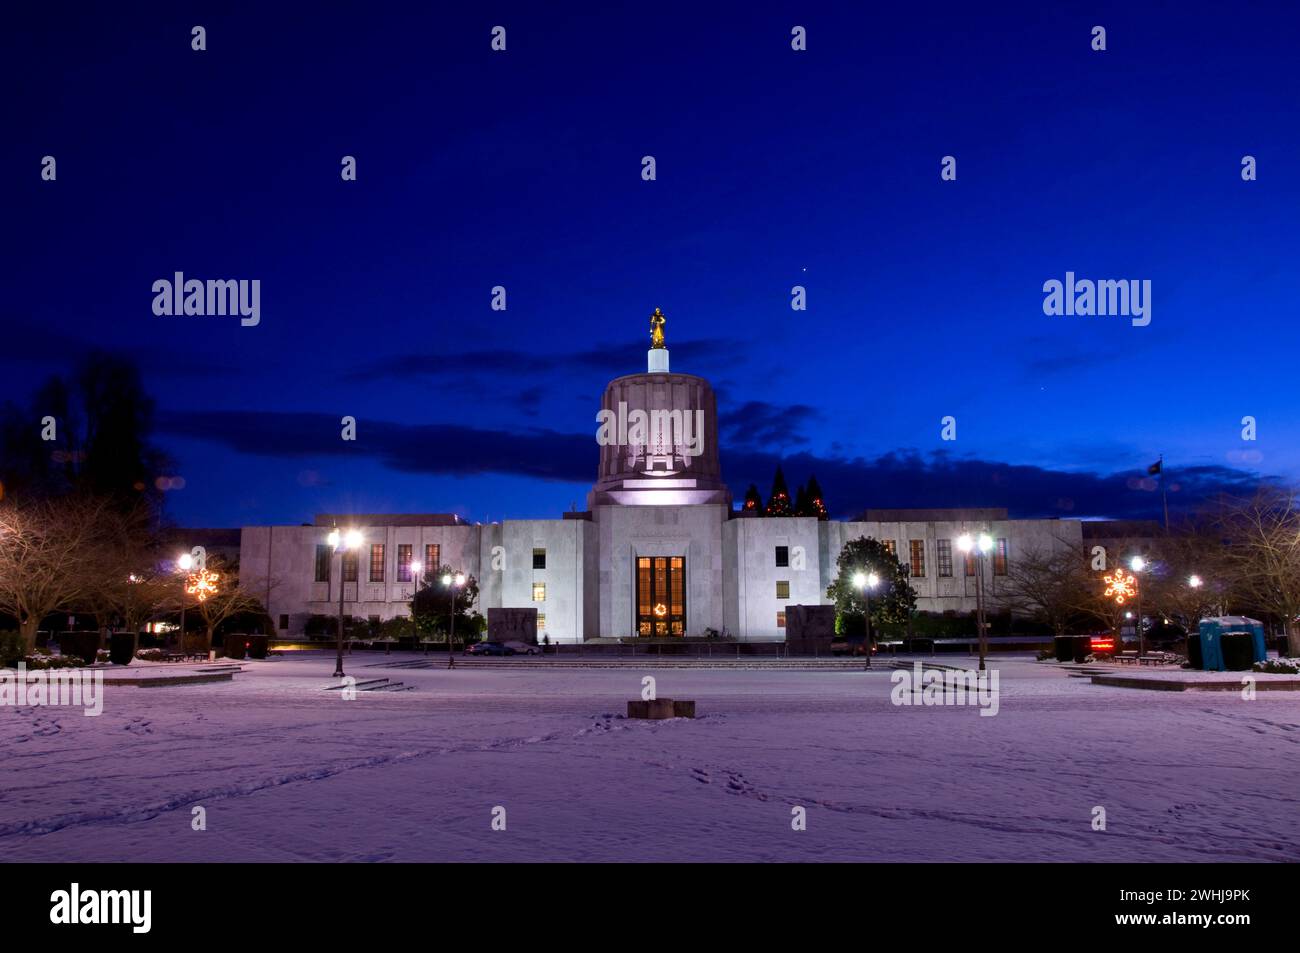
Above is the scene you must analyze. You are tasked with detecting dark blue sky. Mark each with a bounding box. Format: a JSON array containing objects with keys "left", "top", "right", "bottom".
[{"left": 6, "top": 1, "right": 1297, "bottom": 527}]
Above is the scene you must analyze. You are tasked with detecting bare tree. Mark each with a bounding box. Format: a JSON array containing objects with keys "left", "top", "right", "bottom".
[
  {"left": 187, "top": 556, "right": 271, "bottom": 653},
  {"left": 0, "top": 495, "right": 117, "bottom": 653},
  {"left": 1215, "top": 486, "right": 1300, "bottom": 656},
  {"left": 993, "top": 540, "right": 1092, "bottom": 635},
  {"left": 87, "top": 504, "right": 172, "bottom": 637}
]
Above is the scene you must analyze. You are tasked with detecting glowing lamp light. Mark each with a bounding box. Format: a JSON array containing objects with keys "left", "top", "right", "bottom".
[
  {"left": 177, "top": 553, "right": 194, "bottom": 571},
  {"left": 852, "top": 571, "right": 866, "bottom": 588},
  {"left": 1188, "top": 575, "right": 1203, "bottom": 589},
  {"left": 441, "top": 573, "right": 452, "bottom": 587},
  {"left": 454, "top": 572, "right": 465, "bottom": 587},
  {"left": 1130, "top": 555, "right": 1147, "bottom": 572}
]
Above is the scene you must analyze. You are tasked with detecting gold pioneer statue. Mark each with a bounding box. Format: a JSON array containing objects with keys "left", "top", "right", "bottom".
[{"left": 649, "top": 307, "right": 666, "bottom": 349}]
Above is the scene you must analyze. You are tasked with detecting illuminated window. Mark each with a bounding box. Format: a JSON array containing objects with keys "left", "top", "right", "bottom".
[
  {"left": 883, "top": 540, "right": 897, "bottom": 557},
  {"left": 909, "top": 540, "right": 925, "bottom": 578},
  {"left": 937, "top": 539, "right": 953, "bottom": 577},
  {"left": 776, "top": 580, "right": 790, "bottom": 599},
  {"left": 424, "top": 543, "right": 440, "bottom": 573},
  {"left": 537, "top": 613, "right": 546, "bottom": 631},
  {"left": 775, "top": 545, "right": 789, "bottom": 568},
  {"left": 342, "top": 551, "right": 358, "bottom": 583},
  {"left": 397, "top": 544, "right": 413, "bottom": 582},
  {"left": 532, "top": 582, "right": 546, "bottom": 602},
  {"left": 314, "top": 545, "right": 331, "bottom": 583},
  {"left": 776, "top": 611, "right": 786, "bottom": 628},
  {"left": 369, "top": 544, "right": 385, "bottom": 583},
  {"left": 533, "top": 548, "right": 546, "bottom": 569},
  {"left": 965, "top": 552, "right": 976, "bottom": 577},
  {"left": 994, "top": 539, "right": 1009, "bottom": 576}
]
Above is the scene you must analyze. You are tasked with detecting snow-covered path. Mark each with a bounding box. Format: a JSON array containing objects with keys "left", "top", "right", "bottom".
[{"left": 2, "top": 654, "right": 1297, "bottom": 862}]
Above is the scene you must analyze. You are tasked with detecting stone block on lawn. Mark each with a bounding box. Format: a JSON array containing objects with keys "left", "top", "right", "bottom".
[
  {"left": 627, "top": 698, "right": 696, "bottom": 719},
  {"left": 627, "top": 698, "right": 676, "bottom": 719}
]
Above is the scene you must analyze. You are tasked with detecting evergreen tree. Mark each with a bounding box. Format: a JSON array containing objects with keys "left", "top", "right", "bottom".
[
  {"left": 765, "top": 465, "right": 792, "bottom": 517},
  {"left": 794, "top": 484, "right": 810, "bottom": 517},
  {"left": 826, "top": 536, "right": 917, "bottom": 643},
  {"left": 742, "top": 483, "right": 763, "bottom": 513},
  {"left": 806, "top": 474, "right": 828, "bottom": 520}
]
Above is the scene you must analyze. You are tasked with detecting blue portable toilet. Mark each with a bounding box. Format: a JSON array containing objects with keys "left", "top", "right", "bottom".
[{"left": 1197, "top": 617, "right": 1266, "bottom": 671}]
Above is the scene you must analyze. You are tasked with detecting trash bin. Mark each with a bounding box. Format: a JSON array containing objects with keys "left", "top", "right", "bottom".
[
  {"left": 58, "top": 631, "right": 101, "bottom": 666},
  {"left": 108, "top": 632, "right": 137, "bottom": 666},
  {"left": 1073, "top": 635, "right": 1091, "bottom": 663},
  {"left": 246, "top": 635, "right": 269, "bottom": 660},
  {"left": 1054, "top": 635, "right": 1074, "bottom": 662},
  {"left": 1187, "top": 633, "right": 1202, "bottom": 670},
  {"left": 1221, "top": 631, "right": 1254, "bottom": 671},
  {"left": 226, "top": 636, "right": 248, "bottom": 660}
]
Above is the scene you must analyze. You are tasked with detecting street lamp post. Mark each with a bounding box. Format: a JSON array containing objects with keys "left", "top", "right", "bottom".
[
  {"left": 409, "top": 559, "right": 423, "bottom": 651},
  {"left": 1130, "top": 556, "right": 1147, "bottom": 658},
  {"left": 176, "top": 552, "right": 194, "bottom": 650},
  {"left": 852, "top": 571, "right": 879, "bottom": 669},
  {"left": 328, "top": 528, "right": 363, "bottom": 678},
  {"left": 958, "top": 532, "right": 994, "bottom": 671},
  {"left": 442, "top": 572, "right": 465, "bottom": 669}
]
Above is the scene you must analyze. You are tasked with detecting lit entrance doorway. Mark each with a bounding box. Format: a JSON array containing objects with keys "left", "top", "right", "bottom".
[{"left": 636, "top": 556, "right": 685, "bottom": 636}]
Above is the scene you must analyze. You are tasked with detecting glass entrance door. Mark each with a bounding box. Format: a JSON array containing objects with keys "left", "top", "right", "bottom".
[{"left": 636, "top": 556, "right": 685, "bottom": 636}]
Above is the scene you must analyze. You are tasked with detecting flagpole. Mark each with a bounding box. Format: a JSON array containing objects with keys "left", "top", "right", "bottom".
[{"left": 1160, "top": 454, "right": 1169, "bottom": 532}]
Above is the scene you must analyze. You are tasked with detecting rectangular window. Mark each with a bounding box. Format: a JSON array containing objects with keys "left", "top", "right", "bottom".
[
  {"left": 776, "top": 580, "right": 790, "bottom": 599},
  {"left": 342, "top": 551, "right": 358, "bottom": 583},
  {"left": 533, "top": 548, "right": 546, "bottom": 570},
  {"left": 369, "top": 544, "right": 385, "bottom": 583},
  {"left": 883, "top": 540, "right": 897, "bottom": 557},
  {"left": 532, "top": 582, "right": 546, "bottom": 602},
  {"left": 775, "top": 545, "right": 789, "bottom": 568},
  {"left": 425, "top": 543, "right": 440, "bottom": 573},
  {"left": 994, "top": 538, "right": 1009, "bottom": 576},
  {"left": 397, "top": 544, "right": 413, "bottom": 582},
  {"left": 909, "top": 540, "right": 925, "bottom": 577},
  {"left": 776, "top": 611, "right": 787, "bottom": 629},
  {"left": 965, "top": 551, "right": 976, "bottom": 577},
  {"left": 314, "top": 545, "right": 331, "bottom": 583},
  {"left": 937, "top": 539, "right": 953, "bottom": 577},
  {"left": 278, "top": 614, "right": 289, "bottom": 631},
  {"left": 537, "top": 613, "right": 546, "bottom": 631}
]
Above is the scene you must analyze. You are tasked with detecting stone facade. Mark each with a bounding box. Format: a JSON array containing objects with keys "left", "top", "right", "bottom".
[{"left": 237, "top": 343, "right": 1122, "bottom": 643}]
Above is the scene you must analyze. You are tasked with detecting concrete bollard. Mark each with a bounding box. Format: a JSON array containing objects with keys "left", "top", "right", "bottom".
[{"left": 627, "top": 698, "right": 695, "bottom": 720}]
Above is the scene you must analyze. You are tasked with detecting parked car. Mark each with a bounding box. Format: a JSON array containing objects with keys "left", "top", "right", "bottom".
[
  {"left": 501, "top": 641, "right": 540, "bottom": 656},
  {"left": 467, "top": 641, "right": 510, "bottom": 656}
]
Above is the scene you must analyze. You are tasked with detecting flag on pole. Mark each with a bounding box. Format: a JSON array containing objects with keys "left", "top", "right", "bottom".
[{"left": 1147, "top": 460, "right": 1162, "bottom": 476}]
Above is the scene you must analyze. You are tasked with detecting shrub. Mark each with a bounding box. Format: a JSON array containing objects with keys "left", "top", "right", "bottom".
[
  {"left": 1254, "top": 657, "right": 1300, "bottom": 674},
  {"left": 135, "top": 648, "right": 168, "bottom": 661},
  {"left": 25, "top": 655, "right": 86, "bottom": 670}
]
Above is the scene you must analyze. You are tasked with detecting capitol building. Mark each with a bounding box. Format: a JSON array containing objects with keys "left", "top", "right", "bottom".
[{"left": 239, "top": 317, "right": 1097, "bottom": 643}]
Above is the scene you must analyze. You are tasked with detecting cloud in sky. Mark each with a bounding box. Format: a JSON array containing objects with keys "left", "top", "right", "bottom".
[{"left": 156, "top": 409, "right": 1271, "bottom": 522}]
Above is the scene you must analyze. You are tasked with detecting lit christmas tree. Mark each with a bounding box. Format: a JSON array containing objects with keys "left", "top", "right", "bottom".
[
  {"left": 765, "top": 465, "right": 792, "bottom": 517},
  {"left": 742, "top": 483, "right": 763, "bottom": 513},
  {"left": 806, "top": 474, "right": 828, "bottom": 520}
]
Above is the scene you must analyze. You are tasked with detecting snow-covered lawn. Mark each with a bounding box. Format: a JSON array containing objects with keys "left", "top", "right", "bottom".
[{"left": 2, "top": 653, "right": 1297, "bottom": 862}]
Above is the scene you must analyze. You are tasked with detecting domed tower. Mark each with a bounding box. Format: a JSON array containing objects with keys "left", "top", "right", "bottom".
[{"left": 588, "top": 309, "right": 731, "bottom": 508}]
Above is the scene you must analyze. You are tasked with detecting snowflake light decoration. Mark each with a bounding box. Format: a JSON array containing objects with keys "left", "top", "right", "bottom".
[
  {"left": 185, "top": 569, "right": 221, "bottom": 603},
  {"left": 1103, "top": 569, "right": 1137, "bottom": 605}
]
